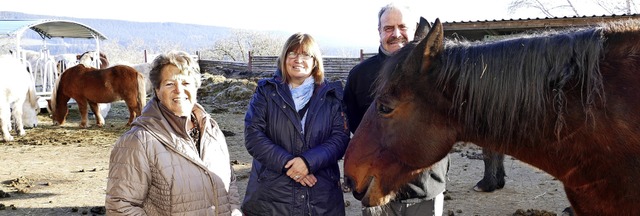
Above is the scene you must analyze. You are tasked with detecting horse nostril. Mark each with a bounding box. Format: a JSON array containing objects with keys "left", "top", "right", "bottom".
[{"left": 344, "top": 176, "right": 365, "bottom": 200}]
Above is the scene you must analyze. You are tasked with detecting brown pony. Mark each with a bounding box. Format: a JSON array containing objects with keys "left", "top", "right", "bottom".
[
  {"left": 49, "top": 61, "right": 146, "bottom": 128},
  {"left": 343, "top": 18, "right": 640, "bottom": 215}
]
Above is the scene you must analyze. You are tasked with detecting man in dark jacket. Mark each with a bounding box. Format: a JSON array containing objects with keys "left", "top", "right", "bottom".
[{"left": 343, "top": 3, "right": 449, "bottom": 216}]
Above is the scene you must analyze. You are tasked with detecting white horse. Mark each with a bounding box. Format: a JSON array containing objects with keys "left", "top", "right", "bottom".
[
  {"left": 0, "top": 55, "right": 39, "bottom": 141},
  {"left": 55, "top": 53, "right": 78, "bottom": 75},
  {"left": 132, "top": 62, "right": 152, "bottom": 95}
]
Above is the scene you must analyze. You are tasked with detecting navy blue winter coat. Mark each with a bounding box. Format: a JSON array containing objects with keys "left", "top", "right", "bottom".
[{"left": 241, "top": 76, "right": 350, "bottom": 216}]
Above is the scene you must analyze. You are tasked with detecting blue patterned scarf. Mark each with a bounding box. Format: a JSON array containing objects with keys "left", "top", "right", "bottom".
[{"left": 289, "top": 76, "right": 315, "bottom": 133}]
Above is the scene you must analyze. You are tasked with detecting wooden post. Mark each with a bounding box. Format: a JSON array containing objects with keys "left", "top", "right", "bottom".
[
  {"left": 359, "top": 49, "right": 364, "bottom": 61},
  {"left": 248, "top": 51, "right": 253, "bottom": 72},
  {"left": 144, "top": 49, "right": 148, "bottom": 63}
]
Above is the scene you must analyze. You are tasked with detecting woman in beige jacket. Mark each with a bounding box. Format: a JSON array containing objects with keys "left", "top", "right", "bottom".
[{"left": 106, "top": 51, "right": 242, "bottom": 216}]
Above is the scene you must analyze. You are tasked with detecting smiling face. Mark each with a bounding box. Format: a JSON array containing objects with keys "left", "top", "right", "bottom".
[
  {"left": 285, "top": 50, "right": 315, "bottom": 86},
  {"left": 277, "top": 33, "right": 324, "bottom": 85},
  {"left": 156, "top": 64, "right": 198, "bottom": 116},
  {"left": 378, "top": 8, "right": 414, "bottom": 53}
]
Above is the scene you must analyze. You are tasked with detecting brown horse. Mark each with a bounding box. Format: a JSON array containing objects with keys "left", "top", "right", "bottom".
[
  {"left": 343, "top": 18, "right": 640, "bottom": 215},
  {"left": 49, "top": 63, "right": 146, "bottom": 128}
]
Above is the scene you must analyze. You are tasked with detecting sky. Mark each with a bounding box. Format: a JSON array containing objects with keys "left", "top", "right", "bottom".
[{"left": 1, "top": 0, "right": 616, "bottom": 51}]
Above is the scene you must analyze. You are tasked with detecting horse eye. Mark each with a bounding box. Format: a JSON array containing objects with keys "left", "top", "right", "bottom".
[{"left": 377, "top": 103, "right": 393, "bottom": 114}]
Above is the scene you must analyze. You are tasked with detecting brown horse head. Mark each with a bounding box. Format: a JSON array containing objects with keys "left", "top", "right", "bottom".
[
  {"left": 47, "top": 84, "right": 69, "bottom": 126},
  {"left": 343, "top": 18, "right": 456, "bottom": 207}
]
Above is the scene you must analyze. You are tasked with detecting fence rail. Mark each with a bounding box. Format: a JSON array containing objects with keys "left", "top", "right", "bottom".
[{"left": 198, "top": 49, "right": 375, "bottom": 80}]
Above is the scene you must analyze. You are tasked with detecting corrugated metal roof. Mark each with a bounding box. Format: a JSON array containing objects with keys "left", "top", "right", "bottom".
[
  {"left": 440, "top": 14, "right": 640, "bottom": 41},
  {"left": 443, "top": 13, "right": 640, "bottom": 24},
  {"left": 0, "top": 19, "right": 107, "bottom": 40}
]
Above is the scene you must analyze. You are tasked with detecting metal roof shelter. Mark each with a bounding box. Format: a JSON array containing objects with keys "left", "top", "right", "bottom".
[
  {"left": 0, "top": 19, "right": 108, "bottom": 109},
  {"left": 0, "top": 19, "right": 107, "bottom": 53},
  {"left": 442, "top": 14, "right": 640, "bottom": 41},
  {"left": 0, "top": 19, "right": 107, "bottom": 40}
]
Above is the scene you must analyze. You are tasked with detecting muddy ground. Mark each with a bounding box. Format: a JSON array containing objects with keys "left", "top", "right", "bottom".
[{"left": 0, "top": 81, "right": 571, "bottom": 215}]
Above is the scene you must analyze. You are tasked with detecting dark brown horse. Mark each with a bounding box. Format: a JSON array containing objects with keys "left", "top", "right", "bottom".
[
  {"left": 49, "top": 63, "right": 146, "bottom": 128},
  {"left": 343, "top": 18, "right": 640, "bottom": 215}
]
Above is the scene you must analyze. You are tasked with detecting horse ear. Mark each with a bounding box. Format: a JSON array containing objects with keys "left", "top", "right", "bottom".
[
  {"left": 413, "top": 17, "right": 431, "bottom": 42},
  {"left": 423, "top": 18, "right": 444, "bottom": 59},
  {"left": 404, "top": 18, "right": 444, "bottom": 73}
]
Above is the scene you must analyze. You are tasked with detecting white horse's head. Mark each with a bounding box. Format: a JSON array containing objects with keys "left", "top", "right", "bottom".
[
  {"left": 22, "top": 74, "right": 40, "bottom": 128},
  {"left": 21, "top": 96, "right": 39, "bottom": 128},
  {"left": 55, "top": 54, "right": 79, "bottom": 73},
  {"left": 77, "top": 51, "right": 109, "bottom": 69},
  {"left": 77, "top": 51, "right": 99, "bottom": 68}
]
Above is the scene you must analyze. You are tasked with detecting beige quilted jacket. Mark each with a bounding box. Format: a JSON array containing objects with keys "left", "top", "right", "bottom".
[{"left": 106, "top": 98, "right": 242, "bottom": 216}]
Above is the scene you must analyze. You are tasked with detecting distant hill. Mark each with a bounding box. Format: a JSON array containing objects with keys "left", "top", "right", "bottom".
[
  {"left": 0, "top": 11, "right": 230, "bottom": 53},
  {"left": 0, "top": 11, "right": 375, "bottom": 57}
]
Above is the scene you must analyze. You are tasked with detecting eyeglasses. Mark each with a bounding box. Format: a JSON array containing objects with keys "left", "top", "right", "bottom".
[{"left": 287, "top": 51, "right": 313, "bottom": 60}]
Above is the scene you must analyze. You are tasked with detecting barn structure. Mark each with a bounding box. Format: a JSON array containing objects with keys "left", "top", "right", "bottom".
[{"left": 0, "top": 19, "right": 108, "bottom": 108}]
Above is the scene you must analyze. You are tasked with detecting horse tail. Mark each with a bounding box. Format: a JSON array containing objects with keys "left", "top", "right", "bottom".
[{"left": 136, "top": 73, "right": 147, "bottom": 113}]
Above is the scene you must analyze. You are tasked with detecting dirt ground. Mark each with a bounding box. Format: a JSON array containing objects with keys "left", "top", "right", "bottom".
[{"left": 0, "top": 100, "right": 571, "bottom": 216}]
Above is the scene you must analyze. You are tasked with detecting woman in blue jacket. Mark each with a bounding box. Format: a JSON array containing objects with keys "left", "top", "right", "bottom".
[{"left": 241, "top": 32, "right": 350, "bottom": 216}]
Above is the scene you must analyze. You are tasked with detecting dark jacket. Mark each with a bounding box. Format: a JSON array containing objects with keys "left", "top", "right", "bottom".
[
  {"left": 242, "top": 75, "right": 350, "bottom": 216},
  {"left": 344, "top": 48, "right": 449, "bottom": 202},
  {"left": 343, "top": 50, "right": 388, "bottom": 133}
]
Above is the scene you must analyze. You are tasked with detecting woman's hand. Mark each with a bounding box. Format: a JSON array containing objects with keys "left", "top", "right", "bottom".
[
  {"left": 285, "top": 157, "right": 309, "bottom": 182},
  {"left": 299, "top": 174, "right": 317, "bottom": 187}
]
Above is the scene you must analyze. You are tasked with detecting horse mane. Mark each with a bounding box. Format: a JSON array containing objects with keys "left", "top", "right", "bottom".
[
  {"left": 376, "top": 24, "right": 608, "bottom": 145},
  {"left": 49, "top": 66, "right": 65, "bottom": 113}
]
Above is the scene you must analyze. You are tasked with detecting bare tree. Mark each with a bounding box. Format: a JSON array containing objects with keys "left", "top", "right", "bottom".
[
  {"left": 593, "top": 0, "right": 638, "bottom": 14},
  {"left": 0, "top": 38, "right": 16, "bottom": 54},
  {"left": 101, "top": 38, "right": 145, "bottom": 64},
  {"left": 208, "top": 29, "right": 285, "bottom": 62},
  {"left": 509, "top": 0, "right": 638, "bottom": 17}
]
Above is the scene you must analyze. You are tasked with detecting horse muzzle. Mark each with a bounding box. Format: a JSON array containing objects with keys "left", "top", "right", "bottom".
[{"left": 344, "top": 176, "right": 365, "bottom": 201}]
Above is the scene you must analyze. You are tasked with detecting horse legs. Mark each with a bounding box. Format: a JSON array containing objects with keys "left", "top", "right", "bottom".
[
  {"left": 124, "top": 100, "right": 140, "bottom": 127},
  {"left": 125, "top": 106, "right": 136, "bottom": 126},
  {"left": 88, "top": 102, "right": 104, "bottom": 127},
  {"left": 10, "top": 99, "right": 26, "bottom": 136},
  {"left": 0, "top": 103, "right": 13, "bottom": 141},
  {"left": 473, "top": 148, "right": 506, "bottom": 192},
  {"left": 75, "top": 100, "right": 90, "bottom": 128}
]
